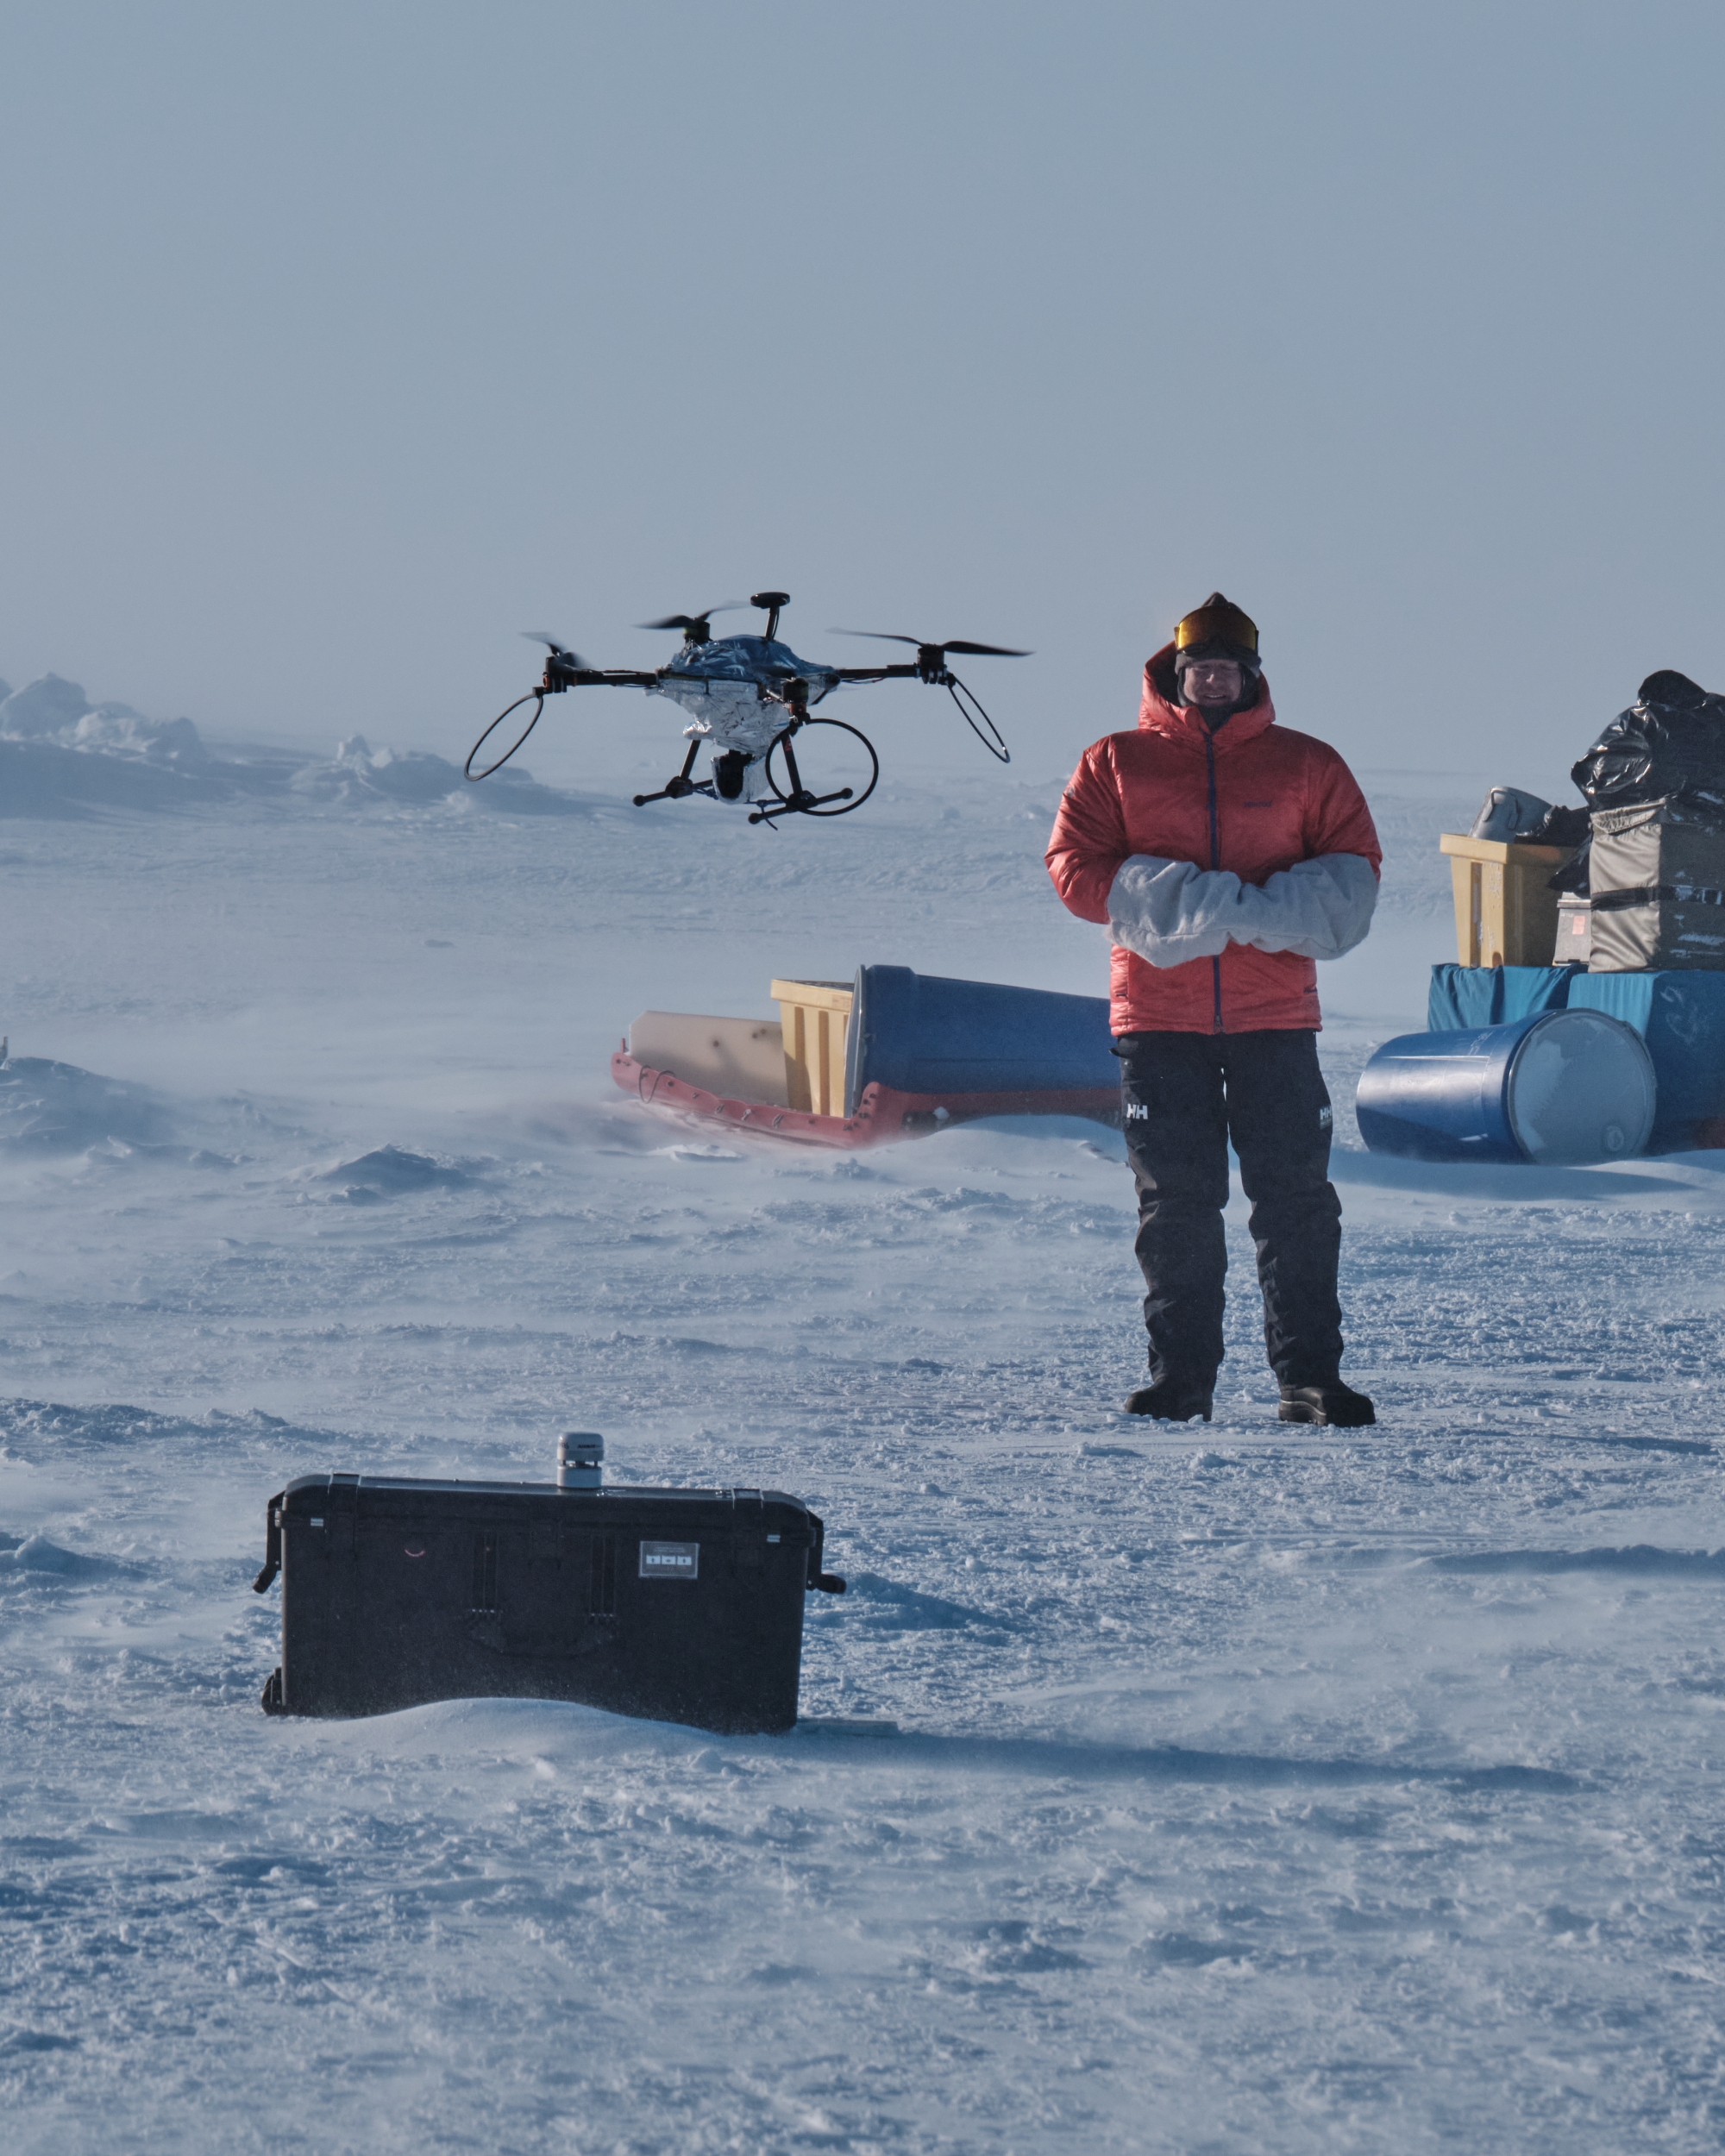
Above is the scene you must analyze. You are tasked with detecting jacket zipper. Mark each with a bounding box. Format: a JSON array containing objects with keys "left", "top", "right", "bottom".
[{"left": 1206, "top": 731, "right": 1223, "bottom": 1034}]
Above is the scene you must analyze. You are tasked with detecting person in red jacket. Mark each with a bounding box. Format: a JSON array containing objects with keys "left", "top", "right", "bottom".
[{"left": 1045, "top": 594, "right": 1381, "bottom": 1426}]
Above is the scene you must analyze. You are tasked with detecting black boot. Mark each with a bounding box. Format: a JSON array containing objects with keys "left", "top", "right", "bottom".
[
  {"left": 1124, "top": 1376, "right": 1213, "bottom": 1421},
  {"left": 1278, "top": 1381, "right": 1375, "bottom": 1427}
]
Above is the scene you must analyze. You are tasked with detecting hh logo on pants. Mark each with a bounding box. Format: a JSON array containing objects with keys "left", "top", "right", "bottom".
[
  {"left": 1319, "top": 1106, "right": 1333, "bottom": 1131},
  {"left": 1124, "top": 1101, "right": 1150, "bottom": 1121}
]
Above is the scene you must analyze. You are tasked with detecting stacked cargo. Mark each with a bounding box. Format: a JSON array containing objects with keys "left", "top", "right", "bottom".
[
  {"left": 1358, "top": 671, "right": 1725, "bottom": 1163},
  {"left": 1572, "top": 671, "right": 1725, "bottom": 972}
]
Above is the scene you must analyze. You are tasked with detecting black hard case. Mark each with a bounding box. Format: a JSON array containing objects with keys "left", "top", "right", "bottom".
[{"left": 255, "top": 1473, "right": 834, "bottom": 1732}]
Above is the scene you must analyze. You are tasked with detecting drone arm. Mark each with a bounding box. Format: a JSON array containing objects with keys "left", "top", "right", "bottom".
[
  {"left": 469, "top": 663, "right": 687, "bottom": 784},
  {"left": 544, "top": 666, "right": 667, "bottom": 692},
  {"left": 821, "top": 662, "right": 1009, "bottom": 757}
]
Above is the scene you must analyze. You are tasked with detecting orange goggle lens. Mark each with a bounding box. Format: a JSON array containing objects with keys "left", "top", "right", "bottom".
[{"left": 1175, "top": 605, "right": 1258, "bottom": 655}]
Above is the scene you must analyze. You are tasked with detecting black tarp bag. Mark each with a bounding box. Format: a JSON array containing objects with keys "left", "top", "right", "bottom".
[{"left": 1571, "top": 671, "right": 1725, "bottom": 818}]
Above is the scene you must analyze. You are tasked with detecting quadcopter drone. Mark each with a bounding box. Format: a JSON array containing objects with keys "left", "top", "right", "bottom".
[{"left": 464, "top": 590, "right": 1027, "bottom": 825}]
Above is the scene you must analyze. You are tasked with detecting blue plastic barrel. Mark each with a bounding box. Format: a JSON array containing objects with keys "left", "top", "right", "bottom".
[
  {"left": 844, "top": 966, "right": 1117, "bottom": 1114},
  {"left": 1355, "top": 1008, "right": 1657, "bottom": 1165}
]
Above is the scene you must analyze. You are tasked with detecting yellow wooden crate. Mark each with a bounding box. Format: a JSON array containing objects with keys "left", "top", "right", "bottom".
[
  {"left": 1439, "top": 832, "right": 1573, "bottom": 968},
  {"left": 770, "top": 978, "right": 853, "bottom": 1116}
]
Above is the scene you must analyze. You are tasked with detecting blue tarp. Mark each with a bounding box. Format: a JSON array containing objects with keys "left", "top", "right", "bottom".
[
  {"left": 1567, "top": 971, "right": 1725, "bottom": 1151},
  {"left": 1427, "top": 964, "right": 1580, "bottom": 1031}
]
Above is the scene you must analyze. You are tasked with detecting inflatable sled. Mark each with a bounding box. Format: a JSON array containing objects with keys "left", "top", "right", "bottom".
[{"left": 612, "top": 966, "right": 1121, "bottom": 1150}]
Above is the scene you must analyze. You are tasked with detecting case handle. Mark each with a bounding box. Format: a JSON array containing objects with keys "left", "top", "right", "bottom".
[
  {"left": 253, "top": 1491, "right": 285, "bottom": 1593},
  {"left": 805, "top": 1512, "right": 846, "bottom": 1594}
]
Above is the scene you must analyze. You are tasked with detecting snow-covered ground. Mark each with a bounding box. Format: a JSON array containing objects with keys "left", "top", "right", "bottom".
[{"left": 4, "top": 693, "right": 1725, "bottom": 2152}]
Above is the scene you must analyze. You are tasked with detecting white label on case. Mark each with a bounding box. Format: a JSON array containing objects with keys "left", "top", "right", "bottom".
[{"left": 639, "top": 1540, "right": 699, "bottom": 1580}]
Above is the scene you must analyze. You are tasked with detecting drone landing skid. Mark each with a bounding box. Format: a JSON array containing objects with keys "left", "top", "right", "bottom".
[
  {"left": 632, "top": 742, "right": 752, "bottom": 808},
  {"left": 748, "top": 784, "right": 854, "bottom": 827},
  {"left": 632, "top": 738, "right": 706, "bottom": 808},
  {"left": 752, "top": 717, "right": 877, "bottom": 827},
  {"left": 746, "top": 780, "right": 854, "bottom": 828}
]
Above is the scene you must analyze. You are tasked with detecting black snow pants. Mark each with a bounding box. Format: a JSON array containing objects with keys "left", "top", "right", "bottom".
[{"left": 1115, "top": 1028, "right": 1344, "bottom": 1391}]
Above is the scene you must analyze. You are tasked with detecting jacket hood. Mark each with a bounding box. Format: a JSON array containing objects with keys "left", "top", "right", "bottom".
[{"left": 1140, "top": 641, "right": 1276, "bottom": 750}]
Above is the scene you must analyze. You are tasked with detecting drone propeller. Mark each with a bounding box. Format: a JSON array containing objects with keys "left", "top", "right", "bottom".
[
  {"left": 637, "top": 604, "right": 744, "bottom": 643},
  {"left": 831, "top": 630, "right": 1030, "bottom": 658},
  {"left": 521, "top": 631, "right": 587, "bottom": 665}
]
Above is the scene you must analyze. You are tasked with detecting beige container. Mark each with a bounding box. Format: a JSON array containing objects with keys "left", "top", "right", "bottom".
[
  {"left": 771, "top": 978, "right": 854, "bottom": 1116},
  {"left": 1439, "top": 833, "right": 1572, "bottom": 968},
  {"left": 627, "top": 1012, "right": 788, "bottom": 1103}
]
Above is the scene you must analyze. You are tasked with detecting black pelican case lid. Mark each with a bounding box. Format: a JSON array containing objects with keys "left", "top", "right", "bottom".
[{"left": 254, "top": 1475, "right": 840, "bottom": 1594}]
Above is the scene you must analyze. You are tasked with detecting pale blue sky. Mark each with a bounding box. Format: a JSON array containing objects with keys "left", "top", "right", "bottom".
[{"left": 2, "top": 1, "right": 1722, "bottom": 791}]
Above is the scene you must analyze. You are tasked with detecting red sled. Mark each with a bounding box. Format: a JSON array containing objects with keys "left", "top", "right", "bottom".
[{"left": 612, "top": 966, "right": 1120, "bottom": 1150}]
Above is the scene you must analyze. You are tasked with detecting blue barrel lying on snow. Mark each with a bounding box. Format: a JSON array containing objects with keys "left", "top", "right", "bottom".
[
  {"left": 1354, "top": 1009, "right": 1657, "bottom": 1165},
  {"left": 844, "top": 966, "right": 1118, "bottom": 1119}
]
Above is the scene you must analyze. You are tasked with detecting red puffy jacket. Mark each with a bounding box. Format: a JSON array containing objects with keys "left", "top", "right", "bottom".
[{"left": 1045, "top": 647, "right": 1381, "bottom": 1035}]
